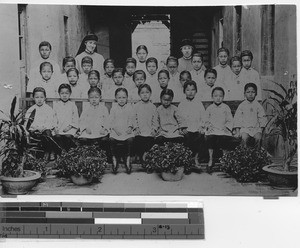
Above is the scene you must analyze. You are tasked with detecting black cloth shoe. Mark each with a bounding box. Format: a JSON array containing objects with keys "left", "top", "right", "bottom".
[{"left": 112, "top": 156, "right": 119, "bottom": 174}]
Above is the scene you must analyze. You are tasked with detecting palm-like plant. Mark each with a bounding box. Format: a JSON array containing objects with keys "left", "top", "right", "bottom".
[
  {"left": 263, "top": 79, "right": 297, "bottom": 171},
  {"left": 0, "top": 97, "right": 32, "bottom": 177}
]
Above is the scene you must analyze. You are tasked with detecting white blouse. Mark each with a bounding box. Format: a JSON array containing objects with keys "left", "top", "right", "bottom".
[
  {"left": 79, "top": 104, "right": 109, "bottom": 139},
  {"left": 108, "top": 103, "right": 134, "bottom": 140},
  {"left": 234, "top": 100, "right": 267, "bottom": 137},
  {"left": 132, "top": 101, "right": 159, "bottom": 137},
  {"left": 25, "top": 103, "right": 56, "bottom": 131},
  {"left": 205, "top": 102, "right": 233, "bottom": 136},
  {"left": 53, "top": 100, "right": 79, "bottom": 136},
  {"left": 178, "top": 97, "right": 206, "bottom": 133}
]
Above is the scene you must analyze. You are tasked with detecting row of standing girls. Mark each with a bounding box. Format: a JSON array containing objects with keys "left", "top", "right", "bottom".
[
  {"left": 26, "top": 35, "right": 263, "bottom": 104},
  {"left": 25, "top": 76, "right": 267, "bottom": 174}
]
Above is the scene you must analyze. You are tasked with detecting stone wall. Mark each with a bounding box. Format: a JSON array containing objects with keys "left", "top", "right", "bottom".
[
  {"left": 26, "top": 4, "right": 90, "bottom": 73},
  {"left": 0, "top": 4, "right": 21, "bottom": 114},
  {"left": 274, "top": 5, "right": 297, "bottom": 89}
]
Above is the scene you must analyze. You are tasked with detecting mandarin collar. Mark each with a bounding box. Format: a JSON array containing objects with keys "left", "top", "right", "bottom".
[
  {"left": 84, "top": 49, "right": 94, "bottom": 55},
  {"left": 213, "top": 102, "right": 223, "bottom": 107}
]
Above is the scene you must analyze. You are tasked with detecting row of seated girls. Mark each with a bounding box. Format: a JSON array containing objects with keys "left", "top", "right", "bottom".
[{"left": 25, "top": 79, "right": 267, "bottom": 174}]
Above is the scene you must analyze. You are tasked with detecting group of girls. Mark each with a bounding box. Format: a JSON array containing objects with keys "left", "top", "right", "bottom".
[
  {"left": 24, "top": 34, "right": 267, "bottom": 174},
  {"left": 26, "top": 35, "right": 262, "bottom": 103},
  {"left": 25, "top": 80, "right": 266, "bottom": 174}
]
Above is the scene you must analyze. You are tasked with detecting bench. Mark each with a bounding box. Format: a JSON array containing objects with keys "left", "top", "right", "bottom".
[{"left": 20, "top": 98, "right": 242, "bottom": 116}]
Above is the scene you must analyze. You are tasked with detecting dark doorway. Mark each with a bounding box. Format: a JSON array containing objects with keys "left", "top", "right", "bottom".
[{"left": 86, "top": 6, "right": 219, "bottom": 68}]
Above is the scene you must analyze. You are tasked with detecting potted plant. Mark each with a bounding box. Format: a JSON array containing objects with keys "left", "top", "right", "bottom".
[
  {"left": 220, "top": 145, "right": 272, "bottom": 183},
  {"left": 0, "top": 96, "right": 41, "bottom": 194},
  {"left": 24, "top": 155, "right": 49, "bottom": 181},
  {"left": 262, "top": 79, "right": 297, "bottom": 189},
  {"left": 143, "top": 142, "right": 194, "bottom": 181},
  {"left": 55, "top": 145, "right": 108, "bottom": 185}
]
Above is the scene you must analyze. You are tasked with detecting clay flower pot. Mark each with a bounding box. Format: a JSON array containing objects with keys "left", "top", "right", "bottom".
[
  {"left": 70, "top": 175, "right": 93, "bottom": 185},
  {"left": 161, "top": 167, "right": 184, "bottom": 181},
  {"left": 0, "top": 170, "right": 41, "bottom": 194},
  {"left": 263, "top": 164, "right": 298, "bottom": 189}
]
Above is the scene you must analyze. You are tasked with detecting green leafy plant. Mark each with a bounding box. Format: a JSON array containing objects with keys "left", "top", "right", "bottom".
[
  {"left": 0, "top": 96, "right": 32, "bottom": 177},
  {"left": 263, "top": 79, "right": 297, "bottom": 171},
  {"left": 24, "top": 155, "right": 48, "bottom": 178},
  {"left": 0, "top": 96, "right": 60, "bottom": 177},
  {"left": 143, "top": 142, "right": 194, "bottom": 174},
  {"left": 55, "top": 145, "right": 108, "bottom": 181},
  {"left": 1, "top": 152, "right": 48, "bottom": 178},
  {"left": 220, "top": 145, "right": 272, "bottom": 183}
]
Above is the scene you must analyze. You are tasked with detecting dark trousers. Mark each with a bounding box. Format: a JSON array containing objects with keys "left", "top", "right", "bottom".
[
  {"left": 134, "top": 136, "right": 155, "bottom": 156},
  {"left": 183, "top": 132, "right": 205, "bottom": 155},
  {"left": 206, "top": 135, "right": 240, "bottom": 150},
  {"left": 241, "top": 132, "right": 262, "bottom": 149},
  {"left": 109, "top": 137, "right": 134, "bottom": 157},
  {"left": 30, "top": 129, "right": 61, "bottom": 155},
  {"left": 155, "top": 136, "right": 184, "bottom": 145},
  {"left": 78, "top": 135, "right": 111, "bottom": 159},
  {"left": 55, "top": 134, "right": 77, "bottom": 151}
]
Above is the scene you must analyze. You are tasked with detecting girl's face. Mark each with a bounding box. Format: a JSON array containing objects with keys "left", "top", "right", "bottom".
[
  {"left": 116, "top": 91, "right": 128, "bottom": 107},
  {"left": 146, "top": 62, "right": 158, "bottom": 75},
  {"left": 34, "top": 92, "right": 46, "bottom": 106},
  {"left": 212, "top": 90, "right": 224, "bottom": 105},
  {"left": 180, "top": 74, "right": 191, "bottom": 87},
  {"left": 88, "top": 74, "right": 99, "bottom": 87},
  {"left": 231, "top": 61, "right": 242, "bottom": 75},
  {"left": 67, "top": 71, "right": 79, "bottom": 85},
  {"left": 192, "top": 56, "right": 203, "bottom": 71},
  {"left": 85, "top": 40, "right": 97, "bottom": 53},
  {"left": 185, "top": 85, "right": 197, "bottom": 100},
  {"left": 134, "top": 74, "right": 145, "bottom": 87},
  {"left": 139, "top": 87, "right": 151, "bottom": 102},
  {"left": 158, "top": 73, "right": 169, "bottom": 88},
  {"left": 181, "top": 45, "right": 193, "bottom": 58},
  {"left": 167, "top": 61, "right": 178, "bottom": 75},
  {"left": 112, "top": 72, "right": 124, "bottom": 86},
  {"left": 126, "top": 63, "right": 136, "bottom": 76},
  {"left": 88, "top": 92, "right": 101, "bottom": 106},
  {"left": 59, "top": 88, "right": 71, "bottom": 102},
  {"left": 39, "top": 46, "right": 51, "bottom": 59},
  {"left": 136, "top": 49, "right": 148, "bottom": 62},
  {"left": 245, "top": 87, "right": 256, "bottom": 102},
  {"left": 161, "top": 94, "right": 172, "bottom": 108},
  {"left": 105, "top": 62, "right": 115, "bottom": 76},
  {"left": 205, "top": 72, "right": 216, "bottom": 87},
  {"left": 40, "top": 65, "right": 53, "bottom": 81},
  {"left": 82, "top": 63, "right": 92, "bottom": 74},
  {"left": 218, "top": 51, "right": 228, "bottom": 66},
  {"left": 242, "top": 56, "right": 252, "bottom": 70},
  {"left": 64, "top": 62, "right": 75, "bottom": 73}
]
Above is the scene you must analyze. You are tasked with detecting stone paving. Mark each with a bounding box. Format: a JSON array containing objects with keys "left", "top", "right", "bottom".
[{"left": 23, "top": 165, "right": 297, "bottom": 197}]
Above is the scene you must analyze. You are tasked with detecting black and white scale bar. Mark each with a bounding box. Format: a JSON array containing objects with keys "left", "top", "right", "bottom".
[
  {"left": 0, "top": 202, "right": 204, "bottom": 239},
  {"left": 0, "top": 224, "right": 204, "bottom": 239}
]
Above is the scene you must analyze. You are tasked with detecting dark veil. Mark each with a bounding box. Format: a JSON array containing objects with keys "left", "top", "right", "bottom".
[{"left": 76, "top": 34, "right": 98, "bottom": 56}]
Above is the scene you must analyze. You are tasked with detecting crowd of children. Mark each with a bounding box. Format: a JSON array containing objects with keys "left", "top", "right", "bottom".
[{"left": 24, "top": 34, "right": 268, "bottom": 174}]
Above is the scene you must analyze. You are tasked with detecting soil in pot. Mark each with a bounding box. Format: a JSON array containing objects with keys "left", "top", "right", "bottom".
[
  {"left": 161, "top": 167, "right": 184, "bottom": 181},
  {"left": 0, "top": 170, "right": 41, "bottom": 195}
]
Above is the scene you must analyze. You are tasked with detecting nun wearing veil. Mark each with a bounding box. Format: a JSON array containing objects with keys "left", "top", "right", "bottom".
[{"left": 75, "top": 34, "right": 105, "bottom": 77}]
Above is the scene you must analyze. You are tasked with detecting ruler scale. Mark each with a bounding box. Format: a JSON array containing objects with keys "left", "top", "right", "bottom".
[{"left": 0, "top": 202, "right": 204, "bottom": 239}]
